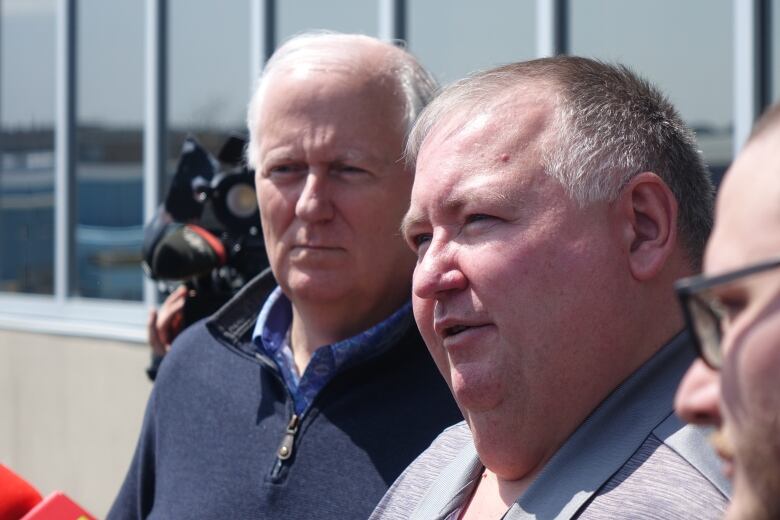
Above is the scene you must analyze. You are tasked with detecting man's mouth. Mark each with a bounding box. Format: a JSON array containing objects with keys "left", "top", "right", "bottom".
[
  {"left": 445, "top": 325, "right": 471, "bottom": 337},
  {"left": 291, "top": 244, "right": 344, "bottom": 252},
  {"left": 438, "top": 322, "right": 492, "bottom": 340}
]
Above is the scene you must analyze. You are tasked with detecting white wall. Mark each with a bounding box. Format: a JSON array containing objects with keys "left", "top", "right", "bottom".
[{"left": 0, "top": 330, "right": 151, "bottom": 518}]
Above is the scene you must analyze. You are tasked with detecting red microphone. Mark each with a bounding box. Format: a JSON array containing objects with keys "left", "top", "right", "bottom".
[
  {"left": 0, "top": 464, "right": 95, "bottom": 520},
  {"left": 0, "top": 464, "right": 41, "bottom": 519}
]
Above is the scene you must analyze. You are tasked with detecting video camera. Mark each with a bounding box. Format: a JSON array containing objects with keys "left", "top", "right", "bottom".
[{"left": 142, "top": 135, "right": 268, "bottom": 327}]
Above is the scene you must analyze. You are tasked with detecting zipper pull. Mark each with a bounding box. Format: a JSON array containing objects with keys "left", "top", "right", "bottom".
[{"left": 277, "top": 414, "right": 299, "bottom": 461}]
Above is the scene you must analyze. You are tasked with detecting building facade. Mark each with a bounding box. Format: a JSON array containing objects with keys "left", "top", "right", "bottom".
[{"left": 1, "top": 0, "right": 777, "bottom": 516}]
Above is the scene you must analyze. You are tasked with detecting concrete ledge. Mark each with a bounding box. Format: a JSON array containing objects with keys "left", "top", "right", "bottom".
[{"left": 0, "top": 329, "right": 152, "bottom": 517}]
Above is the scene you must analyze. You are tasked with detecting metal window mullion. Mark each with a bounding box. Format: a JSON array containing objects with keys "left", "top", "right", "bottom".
[
  {"left": 143, "top": 0, "right": 167, "bottom": 307},
  {"left": 536, "top": 0, "right": 567, "bottom": 57},
  {"left": 379, "top": 0, "right": 406, "bottom": 43},
  {"left": 250, "top": 0, "right": 275, "bottom": 89},
  {"left": 55, "top": 0, "right": 76, "bottom": 304},
  {"left": 734, "top": 0, "right": 767, "bottom": 154}
]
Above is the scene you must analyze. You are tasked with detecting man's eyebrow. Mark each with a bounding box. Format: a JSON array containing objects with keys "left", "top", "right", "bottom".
[
  {"left": 400, "top": 211, "right": 426, "bottom": 239},
  {"left": 400, "top": 187, "right": 514, "bottom": 237},
  {"left": 398, "top": 194, "right": 467, "bottom": 238}
]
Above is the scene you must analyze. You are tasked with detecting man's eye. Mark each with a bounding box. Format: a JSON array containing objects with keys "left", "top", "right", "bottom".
[
  {"left": 718, "top": 296, "right": 748, "bottom": 320},
  {"left": 710, "top": 291, "right": 748, "bottom": 325},
  {"left": 465, "top": 214, "right": 496, "bottom": 224},
  {"left": 332, "top": 164, "right": 369, "bottom": 177},
  {"left": 407, "top": 233, "right": 432, "bottom": 254}
]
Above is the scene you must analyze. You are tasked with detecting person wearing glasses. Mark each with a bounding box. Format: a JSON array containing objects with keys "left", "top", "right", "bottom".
[
  {"left": 675, "top": 102, "right": 780, "bottom": 520},
  {"left": 370, "top": 57, "right": 730, "bottom": 520}
]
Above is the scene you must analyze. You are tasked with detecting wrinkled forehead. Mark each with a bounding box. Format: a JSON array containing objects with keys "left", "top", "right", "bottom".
[
  {"left": 255, "top": 70, "right": 407, "bottom": 163},
  {"left": 706, "top": 132, "right": 780, "bottom": 274},
  {"left": 263, "top": 67, "right": 366, "bottom": 107}
]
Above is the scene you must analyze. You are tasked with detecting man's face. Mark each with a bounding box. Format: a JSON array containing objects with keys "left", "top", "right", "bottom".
[
  {"left": 675, "top": 129, "right": 780, "bottom": 520},
  {"left": 403, "top": 98, "right": 634, "bottom": 474},
  {"left": 252, "top": 66, "right": 415, "bottom": 320}
]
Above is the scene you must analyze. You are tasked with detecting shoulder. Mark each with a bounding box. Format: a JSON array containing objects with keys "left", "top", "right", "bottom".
[
  {"left": 369, "top": 421, "right": 472, "bottom": 520},
  {"left": 581, "top": 417, "right": 729, "bottom": 519},
  {"left": 157, "top": 271, "right": 280, "bottom": 385}
]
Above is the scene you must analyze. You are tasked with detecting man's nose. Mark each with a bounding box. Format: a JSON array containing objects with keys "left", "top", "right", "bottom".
[
  {"left": 674, "top": 358, "right": 722, "bottom": 426},
  {"left": 412, "top": 238, "right": 467, "bottom": 300},
  {"left": 295, "top": 171, "right": 334, "bottom": 222}
]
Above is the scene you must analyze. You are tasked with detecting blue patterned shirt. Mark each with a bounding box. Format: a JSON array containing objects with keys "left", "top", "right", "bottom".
[{"left": 252, "top": 286, "right": 413, "bottom": 415}]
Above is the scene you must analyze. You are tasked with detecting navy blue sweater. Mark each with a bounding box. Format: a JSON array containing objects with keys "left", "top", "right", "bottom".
[{"left": 109, "top": 271, "right": 461, "bottom": 519}]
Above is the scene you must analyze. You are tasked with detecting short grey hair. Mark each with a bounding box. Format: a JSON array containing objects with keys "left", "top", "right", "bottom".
[
  {"left": 246, "top": 31, "right": 438, "bottom": 171},
  {"left": 407, "top": 56, "right": 714, "bottom": 267}
]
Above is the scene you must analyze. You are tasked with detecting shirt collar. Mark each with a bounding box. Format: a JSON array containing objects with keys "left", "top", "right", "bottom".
[{"left": 252, "top": 286, "right": 292, "bottom": 355}]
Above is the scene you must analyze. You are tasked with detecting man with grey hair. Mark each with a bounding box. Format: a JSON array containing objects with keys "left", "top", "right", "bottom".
[
  {"left": 372, "top": 56, "right": 729, "bottom": 519},
  {"left": 109, "top": 32, "right": 460, "bottom": 519}
]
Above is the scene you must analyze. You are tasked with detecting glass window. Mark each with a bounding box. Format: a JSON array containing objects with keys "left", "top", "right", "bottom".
[
  {"left": 75, "top": 0, "right": 145, "bottom": 300},
  {"left": 569, "top": 0, "right": 733, "bottom": 181},
  {"left": 167, "top": 0, "right": 252, "bottom": 177},
  {"left": 277, "top": 0, "right": 377, "bottom": 44},
  {"left": 409, "top": 0, "right": 536, "bottom": 86},
  {"left": 0, "top": 0, "right": 57, "bottom": 295}
]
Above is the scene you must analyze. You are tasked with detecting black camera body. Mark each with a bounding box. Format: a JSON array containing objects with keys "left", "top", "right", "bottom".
[{"left": 142, "top": 136, "right": 268, "bottom": 327}]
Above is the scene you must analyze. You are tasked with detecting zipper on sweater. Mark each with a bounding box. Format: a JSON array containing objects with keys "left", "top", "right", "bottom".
[
  {"left": 270, "top": 413, "right": 299, "bottom": 479},
  {"left": 277, "top": 414, "right": 299, "bottom": 460},
  {"left": 254, "top": 352, "right": 303, "bottom": 482}
]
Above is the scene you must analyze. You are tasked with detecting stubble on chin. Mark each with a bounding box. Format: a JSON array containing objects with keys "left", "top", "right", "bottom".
[{"left": 726, "top": 414, "right": 780, "bottom": 520}]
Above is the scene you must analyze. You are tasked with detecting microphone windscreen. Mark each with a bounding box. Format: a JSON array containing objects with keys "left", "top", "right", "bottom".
[
  {"left": 0, "top": 464, "right": 42, "bottom": 520},
  {"left": 20, "top": 491, "right": 95, "bottom": 520},
  {"left": 150, "top": 224, "right": 227, "bottom": 280}
]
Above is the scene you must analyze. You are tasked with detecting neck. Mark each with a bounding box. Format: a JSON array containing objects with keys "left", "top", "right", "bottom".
[
  {"left": 288, "top": 292, "right": 408, "bottom": 373},
  {"left": 460, "top": 468, "right": 534, "bottom": 520}
]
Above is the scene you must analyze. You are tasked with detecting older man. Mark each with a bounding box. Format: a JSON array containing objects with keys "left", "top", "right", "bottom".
[
  {"left": 675, "top": 102, "right": 780, "bottom": 520},
  {"left": 372, "top": 57, "right": 729, "bottom": 519},
  {"left": 109, "top": 33, "right": 460, "bottom": 519}
]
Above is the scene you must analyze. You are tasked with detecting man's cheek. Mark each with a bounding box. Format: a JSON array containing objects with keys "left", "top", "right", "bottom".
[{"left": 412, "top": 296, "right": 432, "bottom": 328}]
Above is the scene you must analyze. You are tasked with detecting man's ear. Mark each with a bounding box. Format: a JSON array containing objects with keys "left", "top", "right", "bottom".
[{"left": 614, "top": 171, "right": 679, "bottom": 281}]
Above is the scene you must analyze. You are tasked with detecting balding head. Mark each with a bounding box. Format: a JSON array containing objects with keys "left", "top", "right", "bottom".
[{"left": 246, "top": 32, "right": 437, "bottom": 171}]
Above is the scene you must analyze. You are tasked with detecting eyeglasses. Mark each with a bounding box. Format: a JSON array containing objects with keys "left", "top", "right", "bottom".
[{"left": 675, "top": 256, "right": 780, "bottom": 369}]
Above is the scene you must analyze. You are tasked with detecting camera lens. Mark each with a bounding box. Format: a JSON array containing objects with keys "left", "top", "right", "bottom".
[
  {"left": 225, "top": 183, "right": 257, "bottom": 218},
  {"left": 210, "top": 169, "right": 261, "bottom": 233}
]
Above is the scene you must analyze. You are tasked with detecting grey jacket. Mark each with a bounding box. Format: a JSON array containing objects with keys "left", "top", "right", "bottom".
[{"left": 370, "top": 332, "right": 730, "bottom": 520}]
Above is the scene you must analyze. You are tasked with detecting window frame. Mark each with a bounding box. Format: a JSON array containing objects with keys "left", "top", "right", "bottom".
[{"left": 0, "top": 0, "right": 774, "bottom": 342}]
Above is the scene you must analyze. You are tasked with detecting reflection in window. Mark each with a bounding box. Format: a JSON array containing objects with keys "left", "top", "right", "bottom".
[
  {"left": 569, "top": 0, "right": 733, "bottom": 180},
  {"left": 277, "top": 0, "right": 377, "bottom": 45},
  {"left": 167, "top": 0, "right": 252, "bottom": 180},
  {"left": 409, "top": 0, "right": 535, "bottom": 86},
  {"left": 0, "top": 0, "right": 56, "bottom": 295},
  {"left": 75, "top": 0, "right": 145, "bottom": 300}
]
